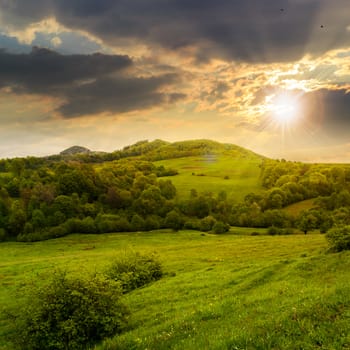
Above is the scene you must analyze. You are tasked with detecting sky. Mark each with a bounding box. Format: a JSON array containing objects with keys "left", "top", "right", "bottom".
[{"left": 0, "top": 0, "right": 350, "bottom": 161}]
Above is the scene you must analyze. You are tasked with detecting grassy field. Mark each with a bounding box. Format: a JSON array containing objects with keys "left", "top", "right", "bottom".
[
  {"left": 283, "top": 199, "right": 317, "bottom": 217},
  {"left": 0, "top": 231, "right": 349, "bottom": 349},
  {"left": 155, "top": 155, "right": 263, "bottom": 200}
]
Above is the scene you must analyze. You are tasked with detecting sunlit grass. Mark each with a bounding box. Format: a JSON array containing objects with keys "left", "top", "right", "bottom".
[
  {"left": 155, "top": 155, "right": 263, "bottom": 200},
  {"left": 283, "top": 199, "right": 317, "bottom": 217},
  {"left": 1, "top": 231, "right": 349, "bottom": 349}
]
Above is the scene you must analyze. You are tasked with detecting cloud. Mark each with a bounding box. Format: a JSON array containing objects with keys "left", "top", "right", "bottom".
[
  {"left": 58, "top": 74, "right": 185, "bottom": 117},
  {"left": 251, "top": 85, "right": 350, "bottom": 140},
  {"left": 0, "top": 47, "right": 184, "bottom": 117},
  {"left": 302, "top": 88, "right": 350, "bottom": 135},
  {"left": 1, "top": 0, "right": 350, "bottom": 63}
]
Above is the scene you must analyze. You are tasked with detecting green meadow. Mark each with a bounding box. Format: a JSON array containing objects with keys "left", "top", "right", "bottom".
[
  {"left": 1, "top": 231, "right": 349, "bottom": 349},
  {"left": 154, "top": 155, "right": 263, "bottom": 200},
  {"left": 283, "top": 199, "right": 317, "bottom": 218}
]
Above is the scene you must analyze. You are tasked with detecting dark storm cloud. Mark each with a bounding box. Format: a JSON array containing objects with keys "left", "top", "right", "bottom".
[
  {"left": 0, "top": 47, "right": 132, "bottom": 91},
  {"left": 58, "top": 74, "right": 185, "bottom": 117},
  {"left": 302, "top": 88, "right": 350, "bottom": 134},
  {"left": 1, "top": 0, "right": 349, "bottom": 63},
  {"left": 0, "top": 48, "right": 184, "bottom": 117}
]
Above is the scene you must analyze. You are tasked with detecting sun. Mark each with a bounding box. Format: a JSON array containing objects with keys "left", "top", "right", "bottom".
[{"left": 270, "top": 92, "right": 301, "bottom": 126}]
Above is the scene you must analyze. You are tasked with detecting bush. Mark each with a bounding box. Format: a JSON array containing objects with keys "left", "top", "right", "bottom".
[
  {"left": 130, "top": 214, "right": 145, "bottom": 231},
  {"left": 65, "top": 217, "right": 97, "bottom": 234},
  {"left": 326, "top": 225, "right": 350, "bottom": 252},
  {"left": 212, "top": 221, "right": 229, "bottom": 234},
  {"left": 200, "top": 215, "right": 217, "bottom": 232},
  {"left": 144, "top": 215, "right": 162, "bottom": 231},
  {"left": 95, "top": 214, "right": 131, "bottom": 233},
  {"left": 13, "top": 272, "right": 128, "bottom": 350},
  {"left": 106, "top": 252, "right": 163, "bottom": 293},
  {"left": 267, "top": 226, "right": 281, "bottom": 235},
  {"left": 184, "top": 218, "right": 201, "bottom": 231},
  {"left": 17, "top": 224, "right": 69, "bottom": 242}
]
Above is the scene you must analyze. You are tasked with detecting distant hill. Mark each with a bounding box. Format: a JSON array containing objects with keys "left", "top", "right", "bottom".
[
  {"left": 60, "top": 146, "right": 91, "bottom": 155},
  {"left": 120, "top": 139, "right": 265, "bottom": 162},
  {"left": 49, "top": 139, "right": 265, "bottom": 164}
]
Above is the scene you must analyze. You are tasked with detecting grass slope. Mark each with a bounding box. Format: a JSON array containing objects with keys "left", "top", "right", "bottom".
[
  {"left": 1, "top": 231, "right": 349, "bottom": 349},
  {"left": 283, "top": 199, "right": 317, "bottom": 217},
  {"left": 155, "top": 155, "right": 263, "bottom": 200}
]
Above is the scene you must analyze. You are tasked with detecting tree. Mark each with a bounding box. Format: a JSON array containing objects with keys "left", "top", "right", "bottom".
[
  {"left": 7, "top": 201, "right": 26, "bottom": 237},
  {"left": 159, "top": 179, "right": 176, "bottom": 200},
  {"left": 31, "top": 209, "right": 47, "bottom": 230},
  {"left": 297, "top": 210, "right": 319, "bottom": 234},
  {"left": 130, "top": 214, "right": 145, "bottom": 231},
  {"left": 51, "top": 195, "right": 76, "bottom": 218},
  {"left": 326, "top": 225, "right": 350, "bottom": 252},
  {"left": 164, "top": 210, "right": 184, "bottom": 231}
]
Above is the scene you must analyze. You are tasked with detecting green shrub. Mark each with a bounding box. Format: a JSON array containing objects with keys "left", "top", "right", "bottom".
[
  {"left": 212, "top": 221, "right": 229, "bottom": 234},
  {"left": 65, "top": 217, "right": 97, "bottom": 234},
  {"left": 267, "top": 226, "right": 280, "bottom": 235},
  {"left": 95, "top": 214, "right": 131, "bottom": 233},
  {"left": 17, "top": 224, "right": 69, "bottom": 242},
  {"left": 13, "top": 272, "right": 128, "bottom": 350},
  {"left": 106, "top": 252, "right": 163, "bottom": 293},
  {"left": 144, "top": 215, "right": 162, "bottom": 231},
  {"left": 326, "top": 225, "right": 350, "bottom": 252},
  {"left": 200, "top": 215, "right": 216, "bottom": 232},
  {"left": 184, "top": 218, "right": 201, "bottom": 230}
]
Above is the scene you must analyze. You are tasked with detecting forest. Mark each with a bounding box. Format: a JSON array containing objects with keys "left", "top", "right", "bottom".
[{"left": 0, "top": 139, "right": 350, "bottom": 243}]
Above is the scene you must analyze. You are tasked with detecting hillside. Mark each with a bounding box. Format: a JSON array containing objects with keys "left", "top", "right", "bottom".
[
  {"left": 60, "top": 145, "right": 91, "bottom": 155},
  {"left": 154, "top": 154, "right": 263, "bottom": 200},
  {"left": 121, "top": 139, "right": 264, "bottom": 161},
  {"left": 1, "top": 139, "right": 350, "bottom": 348},
  {"left": 46, "top": 139, "right": 264, "bottom": 164}
]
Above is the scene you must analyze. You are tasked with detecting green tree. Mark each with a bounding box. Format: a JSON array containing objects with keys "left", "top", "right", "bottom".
[
  {"left": 31, "top": 209, "right": 46, "bottom": 230},
  {"left": 130, "top": 214, "right": 145, "bottom": 231},
  {"left": 164, "top": 210, "right": 184, "bottom": 231},
  {"left": 7, "top": 201, "right": 26, "bottom": 237},
  {"left": 297, "top": 210, "right": 319, "bottom": 234},
  {"left": 159, "top": 179, "right": 176, "bottom": 199}
]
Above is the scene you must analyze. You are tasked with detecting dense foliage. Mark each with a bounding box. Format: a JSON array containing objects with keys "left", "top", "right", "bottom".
[
  {"left": 1, "top": 140, "right": 350, "bottom": 242},
  {"left": 13, "top": 272, "right": 128, "bottom": 350}
]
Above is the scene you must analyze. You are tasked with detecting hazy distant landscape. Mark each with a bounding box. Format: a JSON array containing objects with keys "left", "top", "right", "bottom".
[{"left": 0, "top": 139, "right": 349, "bottom": 349}]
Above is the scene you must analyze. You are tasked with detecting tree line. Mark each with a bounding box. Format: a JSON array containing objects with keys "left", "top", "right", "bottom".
[{"left": 1, "top": 153, "right": 350, "bottom": 242}]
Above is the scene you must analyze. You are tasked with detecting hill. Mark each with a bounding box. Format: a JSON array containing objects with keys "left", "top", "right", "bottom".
[
  {"left": 108, "top": 139, "right": 265, "bottom": 200},
  {"left": 60, "top": 145, "right": 91, "bottom": 155},
  {"left": 121, "top": 139, "right": 264, "bottom": 161}
]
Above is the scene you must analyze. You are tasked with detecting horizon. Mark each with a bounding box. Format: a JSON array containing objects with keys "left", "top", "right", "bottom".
[
  {"left": 1, "top": 1, "right": 350, "bottom": 162},
  {"left": 0, "top": 137, "right": 349, "bottom": 164}
]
